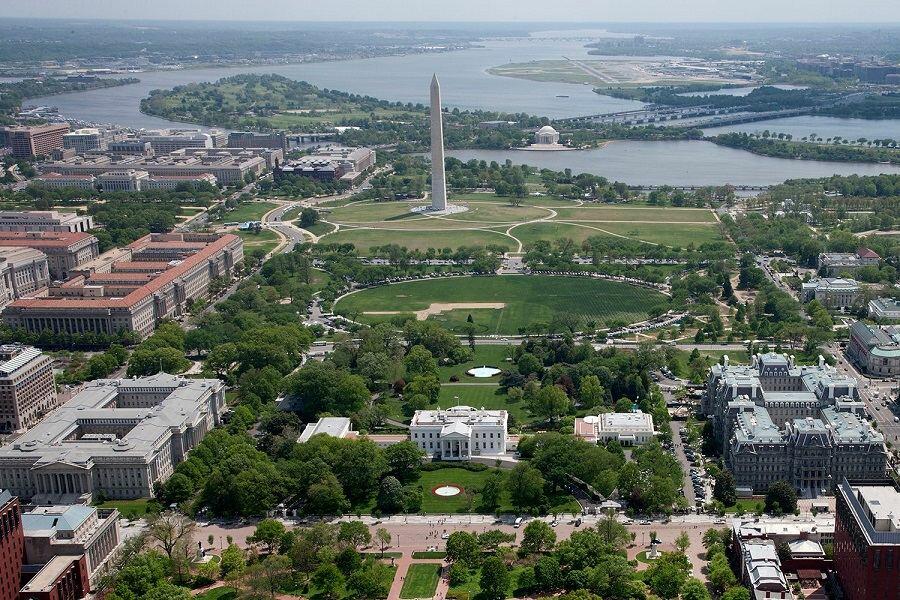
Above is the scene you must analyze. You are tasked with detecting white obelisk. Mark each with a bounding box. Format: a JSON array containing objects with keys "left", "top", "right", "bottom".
[{"left": 430, "top": 74, "right": 448, "bottom": 212}]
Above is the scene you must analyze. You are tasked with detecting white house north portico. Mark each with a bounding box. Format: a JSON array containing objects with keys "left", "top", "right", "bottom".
[{"left": 410, "top": 406, "right": 507, "bottom": 460}]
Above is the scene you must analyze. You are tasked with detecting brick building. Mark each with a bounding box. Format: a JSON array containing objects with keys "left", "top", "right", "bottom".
[
  {"left": 1, "top": 125, "right": 69, "bottom": 159},
  {"left": 834, "top": 478, "right": 900, "bottom": 600},
  {"left": 0, "top": 491, "right": 24, "bottom": 600}
]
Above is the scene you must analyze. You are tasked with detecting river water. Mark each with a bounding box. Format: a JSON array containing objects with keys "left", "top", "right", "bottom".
[
  {"left": 25, "top": 35, "right": 900, "bottom": 184},
  {"left": 448, "top": 141, "right": 900, "bottom": 187}
]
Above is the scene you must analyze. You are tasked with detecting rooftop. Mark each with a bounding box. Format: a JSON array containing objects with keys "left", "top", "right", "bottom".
[
  {"left": 411, "top": 405, "right": 507, "bottom": 428},
  {"left": 22, "top": 504, "right": 95, "bottom": 535},
  {"left": 0, "top": 231, "right": 94, "bottom": 249},
  {"left": 297, "top": 417, "right": 353, "bottom": 443}
]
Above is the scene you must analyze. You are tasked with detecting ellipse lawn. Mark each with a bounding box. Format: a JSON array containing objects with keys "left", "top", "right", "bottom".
[{"left": 334, "top": 275, "right": 666, "bottom": 334}]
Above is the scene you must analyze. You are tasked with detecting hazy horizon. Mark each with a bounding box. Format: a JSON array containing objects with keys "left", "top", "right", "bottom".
[{"left": 2, "top": 0, "right": 899, "bottom": 24}]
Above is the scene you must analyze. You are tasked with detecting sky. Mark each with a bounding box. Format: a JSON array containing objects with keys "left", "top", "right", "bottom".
[{"left": 2, "top": 0, "right": 899, "bottom": 23}]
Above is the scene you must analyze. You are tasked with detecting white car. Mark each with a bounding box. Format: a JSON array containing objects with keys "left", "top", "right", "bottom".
[{"left": 441, "top": 532, "right": 449, "bottom": 539}]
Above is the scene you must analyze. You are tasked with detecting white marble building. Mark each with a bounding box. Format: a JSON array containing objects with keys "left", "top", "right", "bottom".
[{"left": 410, "top": 406, "right": 507, "bottom": 460}]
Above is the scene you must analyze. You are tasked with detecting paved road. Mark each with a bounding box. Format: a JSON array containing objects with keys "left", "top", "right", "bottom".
[
  {"left": 670, "top": 421, "right": 697, "bottom": 506},
  {"left": 829, "top": 343, "right": 900, "bottom": 444}
]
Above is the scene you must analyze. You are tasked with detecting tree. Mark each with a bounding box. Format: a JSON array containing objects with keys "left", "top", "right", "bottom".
[
  {"left": 722, "top": 587, "right": 751, "bottom": 600},
  {"left": 375, "top": 527, "right": 392, "bottom": 557},
  {"left": 520, "top": 520, "right": 556, "bottom": 555},
  {"left": 445, "top": 531, "right": 480, "bottom": 566},
  {"left": 507, "top": 463, "right": 545, "bottom": 511},
  {"left": 384, "top": 441, "right": 424, "bottom": 483},
  {"left": 143, "top": 582, "right": 191, "bottom": 600},
  {"left": 707, "top": 553, "right": 737, "bottom": 597},
  {"left": 299, "top": 207, "right": 319, "bottom": 228},
  {"left": 579, "top": 375, "right": 605, "bottom": 408},
  {"left": 346, "top": 561, "right": 392, "bottom": 599},
  {"left": 306, "top": 473, "right": 351, "bottom": 515},
  {"left": 249, "top": 518, "right": 286, "bottom": 555},
  {"left": 713, "top": 469, "right": 738, "bottom": 507},
  {"left": 160, "top": 473, "right": 194, "bottom": 505},
  {"left": 478, "top": 529, "right": 516, "bottom": 552},
  {"left": 242, "top": 554, "right": 293, "bottom": 600},
  {"left": 338, "top": 521, "right": 372, "bottom": 550},
  {"left": 377, "top": 476, "right": 406, "bottom": 514},
  {"left": 219, "top": 543, "right": 246, "bottom": 579},
  {"left": 644, "top": 551, "right": 690, "bottom": 599},
  {"left": 479, "top": 556, "right": 511, "bottom": 600},
  {"left": 595, "top": 510, "right": 631, "bottom": 552},
  {"left": 675, "top": 531, "right": 691, "bottom": 554},
  {"left": 480, "top": 472, "right": 504, "bottom": 511},
  {"left": 404, "top": 344, "right": 438, "bottom": 378},
  {"left": 530, "top": 385, "right": 570, "bottom": 423},
  {"left": 680, "top": 578, "right": 712, "bottom": 600},
  {"left": 146, "top": 511, "right": 194, "bottom": 562},
  {"left": 311, "top": 563, "right": 345, "bottom": 600},
  {"left": 765, "top": 480, "right": 798, "bottom": 515}
]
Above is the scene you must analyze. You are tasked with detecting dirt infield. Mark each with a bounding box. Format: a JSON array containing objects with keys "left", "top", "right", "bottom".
[{"left": 364, "top": 302, "right": 507, "bottom": 320}]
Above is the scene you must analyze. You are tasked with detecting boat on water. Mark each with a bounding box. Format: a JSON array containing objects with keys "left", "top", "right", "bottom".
[{"left": 556, "top": 94, "right": 570, "bottom": 98}]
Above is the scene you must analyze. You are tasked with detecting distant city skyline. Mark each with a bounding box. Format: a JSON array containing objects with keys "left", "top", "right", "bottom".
[{"left": 1, "top": 0, "right": 899, "bottom": 23}]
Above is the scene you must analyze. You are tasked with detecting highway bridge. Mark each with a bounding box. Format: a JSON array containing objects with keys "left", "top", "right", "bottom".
[{"left": 554, "top": 105, "right": 809, "bottom": 128}]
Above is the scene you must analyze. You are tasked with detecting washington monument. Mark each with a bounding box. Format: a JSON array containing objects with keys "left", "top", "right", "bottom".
[{"left": 430, "top": 74, "right": 448, "bottom": 211}]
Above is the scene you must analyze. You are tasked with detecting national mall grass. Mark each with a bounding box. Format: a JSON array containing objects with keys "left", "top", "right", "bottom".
[{"left": 400, "top": 564, "right": 442, "bottom": 599}]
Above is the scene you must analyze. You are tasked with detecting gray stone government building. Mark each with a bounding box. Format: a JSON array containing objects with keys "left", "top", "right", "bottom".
[
  {"left": 705, "top": 353, "right": 887, "bottom": 496},
  {"left": 0, "top": 373, "right": 225, "bottom": 503}
]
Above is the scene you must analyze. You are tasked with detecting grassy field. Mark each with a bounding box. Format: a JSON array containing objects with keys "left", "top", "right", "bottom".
[
  {"left": 214, "top": 201, "right": 276, "bottom": 223},
  {"left": 304, "top": 220, "right": 337, "bottom": 237},
  {"left": 400, "top": 564, "right": 442, "bottom": 599},
  {"left": 435, "top": 385, "right": 530, "bottom": 422},
  {"left": 95, "top": 498, "right": 151, "bottom": 518},
  {"left": 236, "top": 228, "right": 281, "bottom": 254},
  {"left": 323, "top": 229, "right": 515, "bottom": 253},
  {"left": 551, "top": 206, "right": 717, "bottom": 223},
  {"left": 417, "top": 468, "right": 580, "bottom": 514},
  {"left": 449, "top": 565, "right": 531, "bottom": 599},
  {"left": 334, "top": 275, "right": 667, "bottom": 334},
  {"left": 512, "top": 220, "right": 723, "bottom": 248},
  {"left": 194, "top": 588, "right": 238, "bottom": 600},
  {"left": 437, "top": 345, "right": 516, "bottom": 382}
]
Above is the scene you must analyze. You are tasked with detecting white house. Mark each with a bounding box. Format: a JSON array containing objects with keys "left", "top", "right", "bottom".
[{"left": 410, "top": 406, "right": 507, "bottom": 460}]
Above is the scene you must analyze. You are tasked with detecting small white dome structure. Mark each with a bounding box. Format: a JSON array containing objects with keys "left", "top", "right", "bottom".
[{"left": 534, "top": 125, "right": 560, "bottom": 145}]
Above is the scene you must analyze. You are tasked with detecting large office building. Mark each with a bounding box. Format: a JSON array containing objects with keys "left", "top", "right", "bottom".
[
  {"left": 1, "top": 124, "right": 69, "bottom": 159},
  {"left": 96, "top": 169, "right": 149, "bottom": 192},
  {"left": 800, "top": 278, "right": 860, "bottom": 310},
  {"left": 0, "top": 232, "right": 99, "bottom": 280},
  {"left": 818, "top": 248, "right": 881, "bottom": 276},
  {"left": 834, "top": 478, "right": 900, "bottom": 600},
  {"left": 138, "top": 130, "right": 213, "bottom": 154},
  {"left": 705, "top": 353, "right": 887, "bottom": 495},
  {"left": 43, "top": 148, "right": 267, "bottom": 185},
  {"left": 0, "top": 247, "right": 50, "bottom": 309},
  {"left": 31, "top": 172, "right": 98, "bottom": 191},
  {"left": 0, "top": 211, "right": 94, "bottom": 234},
  {"left": 62, "top": 129, "right": 103, "bottom": 154},
  {"left": 848, "top": 321, "right": 900, "bottom": 377},
  {"left": 410, "top": 406, "right": 507, "bottom": 460},
  {"left": 3, "top": 233, "right": 242, "bottom": 339},
  {"left": 0, "top": 373, "right": 226, "bottom": 502},
  {"left": 574, "top": 411, "right": 655, "bottom": 445},
  {"left": 0, "top": 345, "right": 58, "bottom": 434},
  {"left": 868, "top": 297, "right": 900, "bottom": 321},
  {"left": 228, "top": 131, "right": 288, "bottom": 151},
  {"left": 275, "top": 146, "right": 375, "bottom": 183}
]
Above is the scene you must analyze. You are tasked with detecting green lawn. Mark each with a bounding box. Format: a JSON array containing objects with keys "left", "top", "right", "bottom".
[
  {"left": 305, "top": 220, "right": 337, "bottom": 236},
  {"left": 194, "top": 588, "right": 238, "bottom": 600},
  {"left": 334, "top": 275, "right": 667, "bottom": 334},
  {"left": 437, "top": 345, "right": 516, "bottom": 382},
  {"left": 214, "top": 201, "right": 276, "bottom": 223},
  {"left": 512, "top": 220, "right": 724, "bottom": 248},
  {"left": 435, "top": 385, "right": 531, "bottom": 424},
  {"left": 724, "top": 498, "right": 765, "bottom": 513},
  {"left": 448, "top": 565, "right": 531, "bottom": 599},
  {"left": 236, "top": 228, "right": 281, "bottom": 254},
  {"left": 323, "top": 229, "right": 515, "bottom": 254},
  {"left": 416, "top": 468, "right": 580, "bottom": 515},
  {"left": 95, "top": 498, "right": 151, "bottom": 518},
  {"left": 552, "top": 205, "right": 717, "bottom": 223},
  {"left": 400, "top": 564, "right": 442, "bottom": 599}
]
